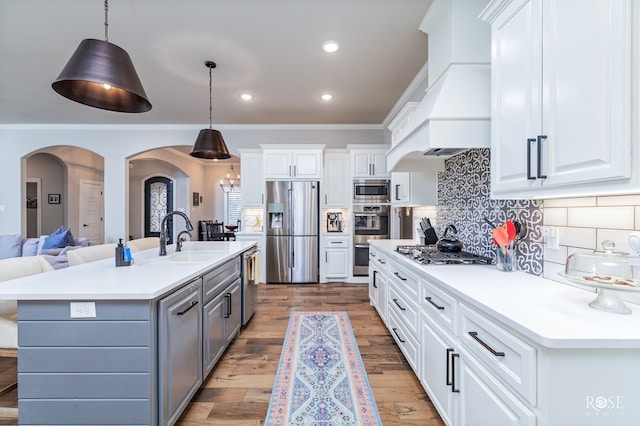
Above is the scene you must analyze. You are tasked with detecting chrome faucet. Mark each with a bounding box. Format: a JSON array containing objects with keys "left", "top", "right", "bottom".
[
  {"left": 176, "top": 230, "right": 192, "bottom": 252},
  {"left": 159, "top": 211, "right": 194, "bottom": 256}
]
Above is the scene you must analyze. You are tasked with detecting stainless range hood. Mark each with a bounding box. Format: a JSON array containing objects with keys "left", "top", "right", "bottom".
[{"left": 387, "top": 0, "right": 491, "bottom": 169}]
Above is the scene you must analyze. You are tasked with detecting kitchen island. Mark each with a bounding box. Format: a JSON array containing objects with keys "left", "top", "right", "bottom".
[
  {"left": 0, "top": 240, "right": 257, "bottom": 426},
  {"left": 370, "top": 240, "right": 640, "bottom": 426}
]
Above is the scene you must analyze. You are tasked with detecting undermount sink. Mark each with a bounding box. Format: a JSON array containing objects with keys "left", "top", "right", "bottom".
[{"left": 168, "top": 251, "right": 216, "bottom": 263}]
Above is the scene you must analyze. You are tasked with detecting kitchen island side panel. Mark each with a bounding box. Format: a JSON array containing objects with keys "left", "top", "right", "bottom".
[{"left": 17, "top": 300, "right": 157, "bottom": 426}]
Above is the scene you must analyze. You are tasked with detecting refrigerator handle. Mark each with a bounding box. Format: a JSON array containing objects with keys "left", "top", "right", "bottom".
[
  {"left": 291, "top": 237, "right": 295, "bottom": 269},
  {"left": 289, "top": 187, "right": 294, "bottom": 236}
]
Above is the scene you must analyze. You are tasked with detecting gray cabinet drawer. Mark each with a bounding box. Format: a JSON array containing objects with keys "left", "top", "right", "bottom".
[{"left": 203, "top": 257, "right": 240, "bottom": 303}]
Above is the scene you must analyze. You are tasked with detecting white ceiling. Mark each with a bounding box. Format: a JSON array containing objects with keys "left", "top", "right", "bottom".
[{"left": 1, "top": 0, "right": 431, "bottom": 126}]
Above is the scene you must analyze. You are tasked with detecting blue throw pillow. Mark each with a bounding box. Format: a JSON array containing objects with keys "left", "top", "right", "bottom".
[
  {"left": 42, "top": 228, "right": 74, "bottom": 249},
  {"left": 0, "top": 233, "right": 22, "bottom": 259}
]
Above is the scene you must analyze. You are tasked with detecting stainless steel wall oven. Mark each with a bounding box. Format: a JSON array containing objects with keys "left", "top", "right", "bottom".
[{"left": 353, "top": 205, "right": 390, "bottom": 276}]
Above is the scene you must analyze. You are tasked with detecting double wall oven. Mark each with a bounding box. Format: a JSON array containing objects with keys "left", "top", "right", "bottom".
[{"left": 353, "top": 204, "right": 389, "bottom": 276}]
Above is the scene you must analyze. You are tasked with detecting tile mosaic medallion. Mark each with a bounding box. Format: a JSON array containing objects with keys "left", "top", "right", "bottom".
[{"left": 435, "top": 148, "right": 544, "bottom": 275}]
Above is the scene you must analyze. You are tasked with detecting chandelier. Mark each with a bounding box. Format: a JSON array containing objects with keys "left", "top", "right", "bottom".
[{"left": 220, "top": 163, "right": 240, "bottom": 193}]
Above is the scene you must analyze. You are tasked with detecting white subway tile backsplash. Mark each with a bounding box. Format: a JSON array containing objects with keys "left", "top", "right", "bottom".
[
  {"left": 558, "top": 227, "right": 597, "bottom": 250},
  {"left": 596, "top": 229, "right": 635, "bottom": 254},
  {"left": 543, "top": 245, "right": 568, "bottom": 264},
  {"left": 567, "top": 206, "right": 634, "bottom": 229},
  {"left": 543, "top": 208, "right": 567, "bottom": 226},
  {"left": 596, "top": 195, "right": 640, "bottom": 206},
  {"left": 543, "top": 197, "right": 597, "bottom": 208}
]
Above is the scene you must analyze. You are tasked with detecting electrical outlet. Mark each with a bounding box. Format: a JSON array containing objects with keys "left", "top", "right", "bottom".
[
  {"left": 70, "top": 302, "right": 96, "bottom": 318},
  {"left": 541, "top": 225, "right": 556, "bottom": 237},
  {"left": 546, "top": 234, "right": 560, "bottom": 250}
]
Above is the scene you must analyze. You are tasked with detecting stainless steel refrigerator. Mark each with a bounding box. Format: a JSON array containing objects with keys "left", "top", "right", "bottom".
[{"left": 265, "top": 181, "right": 319, "bottom": 283}]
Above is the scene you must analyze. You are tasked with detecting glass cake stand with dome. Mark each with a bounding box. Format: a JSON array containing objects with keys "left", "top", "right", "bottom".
[{"left": 559, "top": 240, "right": 640, "bottom": 314}]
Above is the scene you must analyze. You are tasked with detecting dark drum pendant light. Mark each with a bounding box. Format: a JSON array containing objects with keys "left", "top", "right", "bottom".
[
  {"left": 190, "top": 61, "right": 231, "bottom": 160},
  {"left": 52, "top": 0, "right": 151, "bottom": 113}
]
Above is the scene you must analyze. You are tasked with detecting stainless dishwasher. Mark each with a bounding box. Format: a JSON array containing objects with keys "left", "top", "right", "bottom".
[{"left": 241, "top": 247, "right": 260, "bottom": 325}]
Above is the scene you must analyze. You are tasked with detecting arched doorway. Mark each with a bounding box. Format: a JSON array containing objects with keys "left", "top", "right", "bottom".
[{"left": 144, "top": 177, "right": 174, "bottom": 244}]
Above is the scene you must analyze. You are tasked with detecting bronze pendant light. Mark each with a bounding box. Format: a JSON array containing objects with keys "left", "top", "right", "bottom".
[
  {"left": 52, "top": 0, "right": 151, "bottom": 113},
  {"left": 190, "top": 61, "right": 231, "bottom": 160}
]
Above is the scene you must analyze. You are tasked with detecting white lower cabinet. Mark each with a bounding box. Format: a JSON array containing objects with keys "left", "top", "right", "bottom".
[
  {"left": 457, "top": 346, "right": 536, "bottom": 426},
  {"left": 372, "top": 242, "right": 640, "bottom": 426},
  {"left": 420, "top": 313, "right": 458, "bottom": 426},
  {"left": 322, "top": 235, "right": 350, "bottom": 281},
  {"left": 419, "top": 284, "right": 536, "bottom": 426},
  {"left": 369, "top": 246, "right": 388, "bottom": 324}
]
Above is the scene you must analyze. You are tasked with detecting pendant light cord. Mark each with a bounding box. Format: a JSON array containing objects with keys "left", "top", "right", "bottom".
[
  {"left": 104, "top": 0, "right": 109, "bottom": 42},
  {"left": 208, "top": 65, "right": 213, "bottom": 130}
]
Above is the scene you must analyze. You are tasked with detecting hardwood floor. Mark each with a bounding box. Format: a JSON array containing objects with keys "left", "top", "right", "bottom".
[
  {"left": 177, "top": 282, "right": 444, "bottom": 425},
  {"left": 0, "top": 282, "right": 444, "bottom": 425}
]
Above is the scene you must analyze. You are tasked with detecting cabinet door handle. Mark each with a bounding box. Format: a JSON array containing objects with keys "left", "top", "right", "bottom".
[
  {"left": 176, "top": 300, "right": 198, "bottom": 316},
  {"left": 371, "top": 164, "right": 375, "bottom": 176},
  {"left": 373, "top": 270, "right": 378, "bottom": 288},
  {"left": 325, "top": 252, "right": 328, "bottom": 263},
  {"left": 425, "top": 296, "right": 445, "bottom": 310},
  {"left": 392, "top": 327, "right": 406, "bottom": 343},
  {"left": 261, "top": 194, "right": 264, "bottom": 204},
  {"left": 224, "top": 294, "right": 231, "bottom": 318},
  {"left": 325, "top": 194, "right": 327, "bottom": 204},
  {"left": 293, "top": 165, "right": 297, "bottom": 176},
  {"left": 451, "top": 353, "right": 460, "bottom": 393},
  {"left": 526, "top": 138, "right": 536, "bottom": 180},
  {"left": 392, "top": 298, "right": 406, "bottom": 311},
  {"left": 228, "top": 292, "right": 232, "bottom": 316},
  {"left": 537, "top": 134, "right": 548, "bottom": 179},
  {"left": 446, "top": 348, "right": 454, "bottom": 385},
  {"left": 395, "top": 184, "right": 400, "bottom": 200},
  {"left": 393, "top": 272, "right": 407, "bottom": 281},
  {"left": 468, "top": 331, "right": 505, "bottom": 356}
]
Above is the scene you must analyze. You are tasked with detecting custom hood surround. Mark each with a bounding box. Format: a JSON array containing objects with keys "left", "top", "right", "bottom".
[{"left": 387, "top": 0, "right": 491, "bottom": 170}]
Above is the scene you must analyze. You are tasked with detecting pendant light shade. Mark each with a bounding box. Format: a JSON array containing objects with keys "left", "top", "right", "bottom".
[
  {"left": 52, "top": 39, "right": 151, "bottom": 113},
  {"left": 191, "top": 129, "right": 231, "bottom": 160},
  {"left": 190, "top": 61, "right": 231, "bottom": 160},
  {"left": 51, "top": 0, "right": 151, "bottom": 113}
]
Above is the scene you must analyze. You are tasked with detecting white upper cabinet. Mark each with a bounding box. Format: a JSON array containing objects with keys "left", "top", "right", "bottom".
[
  {"left": 262, "top": 147, "right": 323, "bottom": 180},
  {"left": 323, "top": 151, "right": 350, "bottom": 207},
  {"left": 391, "top": 171, "right": 438, "bottom": 206},
  {"left": 481, "top": 0, "right": 636, "bottom": 199},
  {"left": 239, "top": 150, "right": 264, "bottom": 206},
  {"left": 350, "top": 147, "right": 389, "bottom": 178}
]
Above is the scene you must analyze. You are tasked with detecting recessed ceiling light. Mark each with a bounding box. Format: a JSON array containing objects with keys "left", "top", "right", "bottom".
[
  {"left": 321, "top": 93, "right": 333, "bottom": 101},
  {"left": 322, "top": 40, "right": 340, "bottom": 53},
  {"left": 240, "top": 93, "right": 253, "bottom": 101}
]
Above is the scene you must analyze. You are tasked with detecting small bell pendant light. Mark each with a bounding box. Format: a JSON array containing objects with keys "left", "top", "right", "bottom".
[
  {"left": 190, "top": 61, "right": 231, "bottom": 160},
  {"left": 52, "top": 0, "right": 151, "bottom": 113}
]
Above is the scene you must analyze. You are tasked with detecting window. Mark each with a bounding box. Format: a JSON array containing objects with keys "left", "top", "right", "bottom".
[{"left": 224, "top": 191, "right": 242, "bottom": 227}]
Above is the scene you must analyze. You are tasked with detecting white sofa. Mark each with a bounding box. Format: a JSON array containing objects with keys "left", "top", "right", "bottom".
[{"left": 0, "top": 232, "right": 90, "bottom": 269}]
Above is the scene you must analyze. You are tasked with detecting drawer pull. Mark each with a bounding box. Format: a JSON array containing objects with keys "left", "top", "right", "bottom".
[
  {"left": 176, "top": 300, "right": 198, "bottom": 316},
  {"left": 379, "top": 260, "right": 385, "bottom": 264},
  {"left": 468, "top": 331, "right": 505, "bottom": 357},
  {"left": 425, "top": 296, "right": 445, "bottom": 310},
  {"left": 446, "top": 348, "right": 454, "bottom": 385},
  {"left": 392, "top": 298, "right": 406, "bottom": 311},
  {"left": 393, "top": 272, "right": 407, "bottom": 281},
  {"left": 451, "top": 353, "right": 460, "bottom": 393},
  {"left": 392, "top": 327, "right": 406, "bottom": 343}
]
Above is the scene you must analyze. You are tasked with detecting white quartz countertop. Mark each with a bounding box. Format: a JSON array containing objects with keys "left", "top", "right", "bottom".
[
  {"left": 371, "top": 240, "right": 640, "bottom": 349},
  {"left": 0, "top": 241, "right": 257, "bottom": 301}
]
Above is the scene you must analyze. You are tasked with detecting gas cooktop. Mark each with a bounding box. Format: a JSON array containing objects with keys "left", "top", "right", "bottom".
[{"left": 396, "top": 245, "right": 493, "bottom": 265}]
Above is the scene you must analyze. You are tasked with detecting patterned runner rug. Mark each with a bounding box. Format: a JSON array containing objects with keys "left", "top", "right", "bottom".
[{"left": 266, "top": 311, "right": 382, "bottom": 425}]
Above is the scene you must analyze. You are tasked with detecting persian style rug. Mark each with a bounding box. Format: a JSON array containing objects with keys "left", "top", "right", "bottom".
[{"left": 266, "top": 311, "right": 382, "bottom": 425}]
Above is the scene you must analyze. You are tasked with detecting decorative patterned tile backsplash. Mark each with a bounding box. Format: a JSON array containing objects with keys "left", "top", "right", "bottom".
[{"left": 434, "top": 149, "right": 544, "bottom": 275}]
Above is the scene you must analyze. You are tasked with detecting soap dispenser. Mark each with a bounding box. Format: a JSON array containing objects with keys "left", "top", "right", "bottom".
[{"left": 115, "top": 239, "right": 130, "bottom": 267}]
